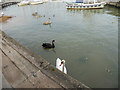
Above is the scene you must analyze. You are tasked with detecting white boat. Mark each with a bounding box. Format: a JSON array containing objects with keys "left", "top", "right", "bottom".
[
  {"left": 18, "top": 0, "right": 30, "bottom": 6},
  {"left": 43, "top": 0, "right": 48, "bottom": 3},
  {"left": 66, "top": 0, "right": 106, "bottom": 9},
  {"left": 56, "top": 58, "right": 67, "bottom": 74},
  {"left": 30, "top": 2, "right": 43, "bottom": 5},
  {"left": 30, "top": 0, "right": 43, "bottom": 5}
]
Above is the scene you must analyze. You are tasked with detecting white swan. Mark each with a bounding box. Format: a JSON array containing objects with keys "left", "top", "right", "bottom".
[{"left": 56, "top": 58, "right": 67, "bottom": 74}]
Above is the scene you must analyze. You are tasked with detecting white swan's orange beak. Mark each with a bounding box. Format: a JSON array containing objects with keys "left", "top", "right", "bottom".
[{"left": 60, "top": 62, "right": 63, "bottom": 66}]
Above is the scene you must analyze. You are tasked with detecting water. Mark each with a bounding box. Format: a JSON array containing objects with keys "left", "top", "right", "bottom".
[{"left": 1, "top": 3, "right": 119, "bottom": 88}]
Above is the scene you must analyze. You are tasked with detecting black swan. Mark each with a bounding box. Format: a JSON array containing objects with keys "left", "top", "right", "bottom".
[{"left": 42, "top": 40, "right": 55, "bottom": 48}]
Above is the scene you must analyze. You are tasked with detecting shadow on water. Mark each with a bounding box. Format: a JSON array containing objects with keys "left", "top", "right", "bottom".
[{"left": 42, "top": 47, "right": 56, "bottom": 53}]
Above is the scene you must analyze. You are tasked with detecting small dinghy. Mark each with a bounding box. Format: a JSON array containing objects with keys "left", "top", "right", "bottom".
[{"left": 56, "top": 58, "right": 67, "bottom": 74}]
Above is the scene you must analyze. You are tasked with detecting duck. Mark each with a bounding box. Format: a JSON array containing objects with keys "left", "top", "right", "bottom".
[
  {"left": 43, "top": 18, "right": 51, "bottom": 25},
  {"left": 43, "top": 21, "right": 51, "bottom": 25},
  {"left": 56, "top": 58, "right": 67, "bottom": 74},
  {"left": 32, "top": 12, "right": 38, "bottom": 16},
  {"left": 36, "top": 15, "right": 41, "bottom": 18},
  {"left": 42, "top": 40, "right": 55, "bottom": 48}
]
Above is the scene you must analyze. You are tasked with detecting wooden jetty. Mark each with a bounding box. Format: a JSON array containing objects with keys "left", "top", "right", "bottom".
[
  {"left": 0, "top": 30, "right": 90, "bottom": 89},
  {"left": 0, "top": 2, "right": 19, "bottom": 9}
]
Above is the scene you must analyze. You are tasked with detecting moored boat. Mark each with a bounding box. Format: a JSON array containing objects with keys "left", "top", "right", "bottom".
[
  {"left": 30, "top": 0, "right": 43, "bottom": 5},
  {"left": 30, "top": 2, "right": 43, "bottom": 5},
  {"left": 18, "top": 0, "right": 30, "bottom": 6},
  {"left": 66, "top": 0, "right": 106, "bottom": 9}
]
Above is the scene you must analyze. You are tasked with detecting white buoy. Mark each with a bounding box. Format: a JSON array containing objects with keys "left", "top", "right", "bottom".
[{"left": 1, "top": 12, "right": 4, "bottom": 16}]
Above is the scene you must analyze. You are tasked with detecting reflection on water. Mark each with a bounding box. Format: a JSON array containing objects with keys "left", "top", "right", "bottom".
[
  {"left": 0, "top": 3, "right": 119, "bottom": 88},
  {"left": 104, "top": 5, "right": 120, "bottom": 16}
]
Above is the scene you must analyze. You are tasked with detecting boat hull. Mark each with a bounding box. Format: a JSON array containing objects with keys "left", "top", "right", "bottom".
[
  {"left": 30, "top": 2, "right": 43, "bottom": 5},
  {"left": 66, "top": 2, "right": 106, "bottom": 9},
  {"left": 18, "top": 1, "right": 30, "bottom": 6}
]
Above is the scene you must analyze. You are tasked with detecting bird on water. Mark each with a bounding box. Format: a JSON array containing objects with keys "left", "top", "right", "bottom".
[
  {"left": 56, "top": 58, "right": 67, "bottom": 74},
  {"left": 42, "top": 40, "right": 55, "bottom": 48},
  {"left": 43, "top": 18, "right": 51, "bottom": 25}
]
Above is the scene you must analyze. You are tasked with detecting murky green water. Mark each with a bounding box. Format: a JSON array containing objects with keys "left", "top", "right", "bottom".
[{"left": 1, "top": 2, "right": 119, "bottom": 88}]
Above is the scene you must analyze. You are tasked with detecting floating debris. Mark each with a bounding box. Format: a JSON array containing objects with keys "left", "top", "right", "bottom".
[
  {"left": 105, "top": 68, "right": 111, "bottom": 73},
  {"left": 105, "top": 68, "right": 112, "bottom": 75}
]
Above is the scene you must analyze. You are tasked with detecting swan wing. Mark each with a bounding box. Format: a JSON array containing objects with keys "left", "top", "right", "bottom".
[
  {"left": 56, "top": 58, "right": 63, "bottom": 71},
  {"left": 56, "top": 58, "right": 61, "bottom": 67},
  {"left": 56, "top": 64, "right": 67, "bottom": 74},
  {"left": 42, "top": 43, "right": 52, "bottom": 48}
]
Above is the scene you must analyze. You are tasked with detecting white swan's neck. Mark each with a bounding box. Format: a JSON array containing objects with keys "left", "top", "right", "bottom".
[{"left": 62, "top": 64, "right": 64, "bottom": 72}]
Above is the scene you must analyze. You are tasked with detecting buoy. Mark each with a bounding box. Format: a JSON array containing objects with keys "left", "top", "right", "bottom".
[{"left": 1, "top": 12, "right": 4, "bottom": 16}]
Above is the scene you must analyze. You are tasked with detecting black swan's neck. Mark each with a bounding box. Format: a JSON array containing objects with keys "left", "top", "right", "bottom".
[{"left": 52, "top": 42, "right": 55, "bottom": 48}]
